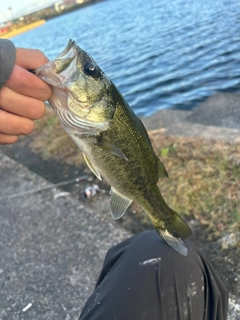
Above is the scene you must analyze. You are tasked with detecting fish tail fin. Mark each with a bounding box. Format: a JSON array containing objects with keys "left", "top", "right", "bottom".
[{"left": 154, "top": 208, "right": 192, "bottom": 256}]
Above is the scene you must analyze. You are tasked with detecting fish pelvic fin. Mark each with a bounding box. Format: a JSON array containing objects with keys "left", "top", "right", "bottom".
[
  {"left": 110, "top": 187, "right": 132, "bottom": 220},
  {"left": 154, "top": 208, "right": 192, "bottom": 256}
]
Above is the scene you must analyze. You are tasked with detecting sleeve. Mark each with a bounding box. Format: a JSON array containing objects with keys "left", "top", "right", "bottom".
[{"left": 0, "top": 39, "right": 16, "bottom": 89}]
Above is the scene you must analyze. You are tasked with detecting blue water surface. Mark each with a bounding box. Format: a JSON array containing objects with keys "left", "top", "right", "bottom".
[{"left": 11, "top": 0, "right": 240, "bottom": 116}]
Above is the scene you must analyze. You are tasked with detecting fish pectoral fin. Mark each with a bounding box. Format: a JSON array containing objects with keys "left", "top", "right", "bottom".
[
  {"left": 157, "top": 157, "right": 168, "bottom": 178},
  {"left": 83, "top": 153, "right": 102, "bottom": 181},
  {"left": 110, "top": 188, "right": 132, "bottom": 220},
  {"left": 97, "top": 139, "right": 128, "bottom": 161}
]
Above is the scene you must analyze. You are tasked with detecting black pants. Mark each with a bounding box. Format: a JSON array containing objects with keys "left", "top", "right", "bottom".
[{"left": 79, "top": 230, "right": 228, "bottom": 320}]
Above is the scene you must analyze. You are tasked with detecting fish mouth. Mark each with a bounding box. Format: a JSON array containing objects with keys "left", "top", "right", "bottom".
[
  {"left": 35, "top": 39, "right": 80, "bottom": 88},
  {"left": 55, "top": 39, "right": 79, "bottom": 60},
  {"left": 35, "top": 56, "right": 79, "bottom": 88}
]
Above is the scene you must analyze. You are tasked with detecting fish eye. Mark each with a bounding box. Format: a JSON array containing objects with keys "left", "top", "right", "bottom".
[{"left": 83, "top": 62, "right": 101, "bottom": 79}]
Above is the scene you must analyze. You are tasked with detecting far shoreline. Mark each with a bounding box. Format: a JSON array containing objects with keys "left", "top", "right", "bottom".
[
  {"left": 0, "top": 20, "right": 46, "bottom": 39},
  {"left": 0, "top": 0, "right": 106, "bottom": 39}
]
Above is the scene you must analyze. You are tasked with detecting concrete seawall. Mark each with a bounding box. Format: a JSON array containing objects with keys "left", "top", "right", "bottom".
[{"left": 142, "top": 92, "right": 240, "bottom": 142}]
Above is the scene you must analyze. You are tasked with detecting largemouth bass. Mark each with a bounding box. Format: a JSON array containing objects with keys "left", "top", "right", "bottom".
[{"left": 36, "top": 40, "right": 192, "bottom": 255}]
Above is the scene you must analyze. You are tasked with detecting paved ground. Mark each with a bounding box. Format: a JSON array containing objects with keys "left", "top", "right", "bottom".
[
  {"left": 1, "top": 92, "right": 240, "bottom": 319},
  {"left": 0, "top": 153, "right": 130, "bottom": 320}
]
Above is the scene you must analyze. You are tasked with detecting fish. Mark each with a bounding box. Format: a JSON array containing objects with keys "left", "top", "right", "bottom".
[{"left": 35, "top": 39, "right": 192, "bottom": 255}]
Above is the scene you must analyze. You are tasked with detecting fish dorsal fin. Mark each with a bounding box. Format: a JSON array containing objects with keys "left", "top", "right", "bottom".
[
  {"left": 110, "top": 187, "right": 132, "bottom": 220},
  {"left": 157, "top": 157, "right": 168, "bottom": 178},
  {"left": 97, "top": 139, "right": 128, "bottom": 161},
  {"left": 83, "top": 153, "right": 102, "bottom": 181}
]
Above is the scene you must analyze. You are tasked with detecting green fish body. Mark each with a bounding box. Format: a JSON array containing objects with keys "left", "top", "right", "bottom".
[{"left": 36, "top": 40, "right": 192, "bottom": 255}]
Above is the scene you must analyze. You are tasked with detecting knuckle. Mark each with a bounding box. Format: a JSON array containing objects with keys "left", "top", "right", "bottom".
[
  {"left": 0, "top": 86, "right": 9, "bottom": 108},
  {"left": 15, "top": 72, "right": 29, "bottom": 90}
]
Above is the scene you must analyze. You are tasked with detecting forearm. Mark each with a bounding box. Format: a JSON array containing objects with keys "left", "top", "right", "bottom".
[{"left": 0, "top": 39, "right": 16, "bottom": 89}]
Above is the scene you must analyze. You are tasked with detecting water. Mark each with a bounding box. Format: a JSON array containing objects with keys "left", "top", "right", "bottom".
[{"left": 11, "top": 0, "right": 240, "bottom": 116}]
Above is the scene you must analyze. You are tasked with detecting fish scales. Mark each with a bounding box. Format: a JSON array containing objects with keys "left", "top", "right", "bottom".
[{"left": 35, "top": 39, "right": 192, "bottom": 255}]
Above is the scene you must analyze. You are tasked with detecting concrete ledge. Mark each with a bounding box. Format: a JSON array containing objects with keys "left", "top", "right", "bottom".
[{"left": 142, "top": 93, "right": 240, "bottom": 142}]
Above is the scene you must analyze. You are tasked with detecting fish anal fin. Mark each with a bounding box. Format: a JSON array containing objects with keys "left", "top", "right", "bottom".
[
  {"left": 83, "top": 153, "right": 102, "bottom": 180},
  {"left": 110, "top": 188, "right": 132, "bottom": 220},
  {"left": 157, "top": 157, "right": 168, "bottom": 178},
  {"left": 97, "top": 139, "right": 128, "bottom": 161}
]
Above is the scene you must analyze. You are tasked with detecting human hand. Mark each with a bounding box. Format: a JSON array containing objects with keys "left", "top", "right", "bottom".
[{"left": 0, "top": 48, "right": 52, "bottom": 144}]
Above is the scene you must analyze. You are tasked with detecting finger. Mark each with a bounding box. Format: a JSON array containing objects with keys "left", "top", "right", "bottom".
[
  {"left": 16, "top": 48, "right": 49, "bottom": 69},
  {"left": 5, "top": 65, "right": 52, "bottom": 101},
  {"left": 0, "top": 133, "right": 18, "bottom": 145},
  {"left": 0, "top": 109, "right": 34, "bottom": 136},
  {"left": 0, "top": 86, "right": 46, "bottom": 120}
]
